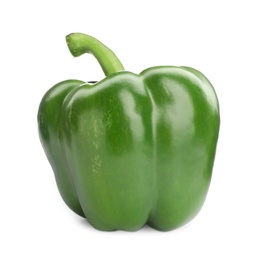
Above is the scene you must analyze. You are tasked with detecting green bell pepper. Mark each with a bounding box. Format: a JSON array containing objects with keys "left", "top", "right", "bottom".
[{"left": 38, "top": 33, "right": 220, "bottom": 231}]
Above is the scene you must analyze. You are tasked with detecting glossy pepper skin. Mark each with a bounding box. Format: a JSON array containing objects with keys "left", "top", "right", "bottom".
[{"left": 38, "top": 33, "right": 220, "bottom": 231}]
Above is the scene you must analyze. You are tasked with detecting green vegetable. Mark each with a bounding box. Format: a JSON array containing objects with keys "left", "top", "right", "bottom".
[{"left": 38, "top": 33, "right": 220, "bottom": 231}]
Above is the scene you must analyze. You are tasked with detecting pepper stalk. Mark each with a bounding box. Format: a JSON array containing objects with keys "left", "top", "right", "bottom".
[{"left": 66, "top": 33, "right": 125, "bottom": 76}]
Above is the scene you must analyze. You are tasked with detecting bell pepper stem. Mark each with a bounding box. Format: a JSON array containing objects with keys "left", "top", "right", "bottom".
[{"left": 66, "top": 33, "right": 125, "bottom": 76}]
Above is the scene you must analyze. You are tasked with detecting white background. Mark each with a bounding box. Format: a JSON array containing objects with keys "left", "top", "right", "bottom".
[{"left": 1, "top": 0, "right": 253, "bottom": 259}]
